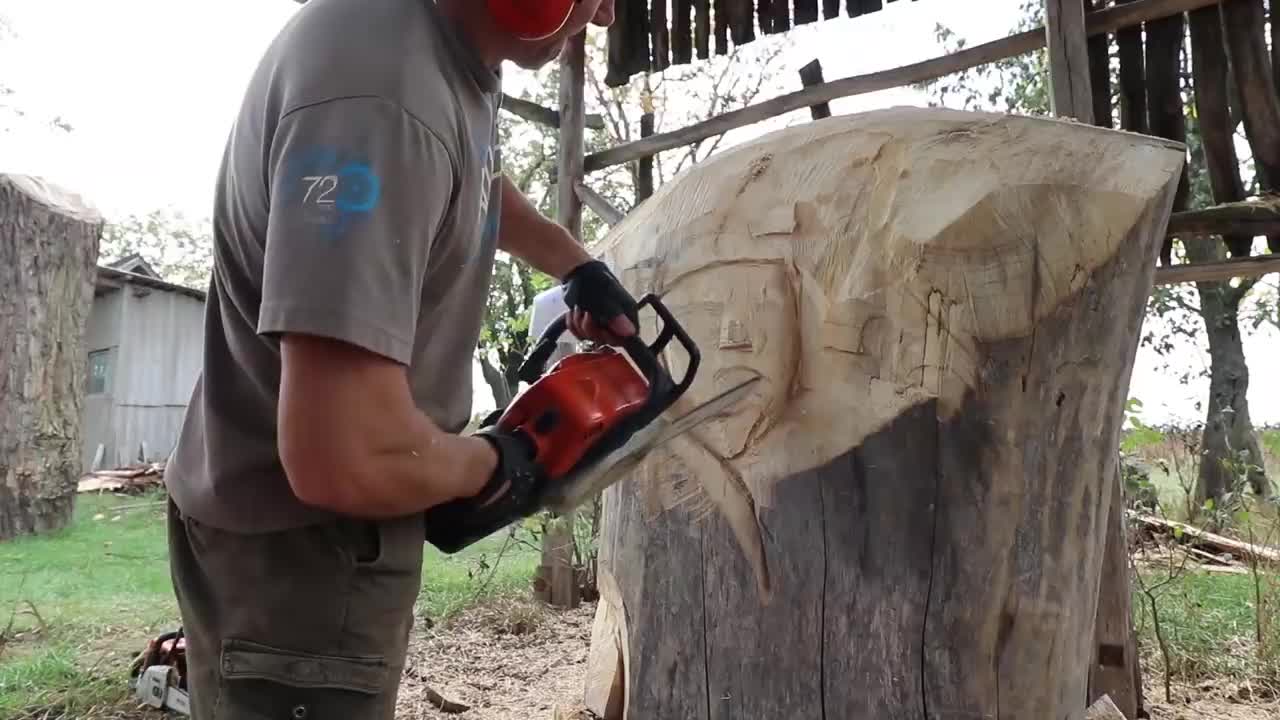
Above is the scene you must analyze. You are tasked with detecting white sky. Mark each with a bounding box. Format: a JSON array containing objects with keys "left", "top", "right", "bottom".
[{"left": 0, "top": 0, "right": 1275, "bottom": 425}]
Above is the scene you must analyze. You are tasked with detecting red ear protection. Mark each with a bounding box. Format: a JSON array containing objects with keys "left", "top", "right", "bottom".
[{"left": 488, "top": 0, "right": 578, "bottom": 41}]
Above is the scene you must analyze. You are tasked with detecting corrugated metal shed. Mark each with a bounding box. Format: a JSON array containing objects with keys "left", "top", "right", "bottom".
[{"left": 605, "top": 0, "right": 917, "bottom": 86}]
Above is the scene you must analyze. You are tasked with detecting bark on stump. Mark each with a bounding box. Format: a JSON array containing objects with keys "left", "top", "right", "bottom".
[
  {"left": 0, "top": 174, "right": 102, "bottom": 541},
  {"left": 581, "top": 107, "right": 1185, "bottom": 719}
]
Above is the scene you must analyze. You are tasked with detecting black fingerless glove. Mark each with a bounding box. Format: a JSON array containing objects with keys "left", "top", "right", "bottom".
[
  {"left": 562, "top": 260, "right": 640, "bottom": 332},
  {"left": 423, "top": 426, "right": 548, "bottom": 554}
]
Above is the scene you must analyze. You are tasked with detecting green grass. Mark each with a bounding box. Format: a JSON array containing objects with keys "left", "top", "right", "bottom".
[
  {"left": 1134, "top": 567, "right": 1280, "bottom": 689},
  {"left": 0, "top": 491, "right": 539, "bottom": 718}
]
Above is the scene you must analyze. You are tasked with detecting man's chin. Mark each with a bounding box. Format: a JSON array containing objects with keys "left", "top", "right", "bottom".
[{"left": 512, "top": 40, "right": 566, "bottom": 70}]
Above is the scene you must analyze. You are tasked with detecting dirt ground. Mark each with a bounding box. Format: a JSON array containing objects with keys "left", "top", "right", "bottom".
[
  {"left": 397, "top": 598, "right": 596, "bottom": 720},
  {"left": 396, "top": 596, "right": 1280, "bottom": 720}
]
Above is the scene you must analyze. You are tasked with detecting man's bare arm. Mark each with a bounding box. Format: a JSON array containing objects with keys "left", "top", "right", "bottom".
[
  {"left": 495, "top": 174, "right": 592, "bottom": 279},
  {"left": 276, "top": 333, "right": 498, "bottom": 518}
]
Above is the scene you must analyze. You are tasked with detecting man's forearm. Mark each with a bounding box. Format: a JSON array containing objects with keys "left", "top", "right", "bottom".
[
  {"left": 496, "top": 175, "right": 591, "bottom": 279},
  {"left": 277, "top": 334, "right": 497, "bottom": 518}
]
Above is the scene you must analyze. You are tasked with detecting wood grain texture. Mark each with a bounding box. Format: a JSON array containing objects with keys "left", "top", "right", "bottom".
[
  {"left": 1046, "top": 0, "right": 1096, "bottom": 122},
  {"left": 0, "top": 174, "right": 102, "bottom": 540},
  {"left": 1088, "top": 466, "right": 1144, "bottom": 720},
  {"left": 1114, "top": 0, "right": 1148, "bottom": 134},
  {"left": 586, "top": 107, "right": 1185, "bottom": 718},
  {"left": 673, "top": 0, "right": 694, "bottom": 64},
  {"left": 1087, "top": 0, "right": 1113, "bottom": 128},
  {"left": 695, "top": 0, "right": 711, "bottom": 59},
  {"left": 557, "top": 32, "right": 587, "bottom": 239},
  {"left": 1220, "top": 0, "right": 1280, "bottom": 253},
  {"left": 1189, "top": 4, "right": 1252, "bottom": 257}
]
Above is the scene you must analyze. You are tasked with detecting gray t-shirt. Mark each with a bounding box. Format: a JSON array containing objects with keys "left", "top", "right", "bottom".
[{"left": 166, "top": 0, "right": 503, "bottom": 532}]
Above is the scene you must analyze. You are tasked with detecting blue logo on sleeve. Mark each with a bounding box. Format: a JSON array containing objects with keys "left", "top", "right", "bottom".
[{"left": 283, "top": 146, "right": 383, "bottom": 239}]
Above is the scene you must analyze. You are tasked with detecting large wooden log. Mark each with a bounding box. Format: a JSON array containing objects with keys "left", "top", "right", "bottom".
[
  {"left": 0, "top": 174, "right": 102, "bottom": 541},
  {"left": 582, "top": 107, "right": 1184, "bottom": 719}
]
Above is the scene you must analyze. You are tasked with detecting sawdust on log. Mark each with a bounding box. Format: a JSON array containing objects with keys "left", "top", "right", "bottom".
[{"left": 397, "top": 596, "right": 596, "bottom": 720}]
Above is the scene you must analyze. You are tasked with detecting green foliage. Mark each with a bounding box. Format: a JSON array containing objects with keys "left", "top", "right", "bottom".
[
  {"left": 916, "top": 0, "right": 1049, "bottom": 116},
  {"left": 99, "top": 208, "right": 214, "bottom": 289}
]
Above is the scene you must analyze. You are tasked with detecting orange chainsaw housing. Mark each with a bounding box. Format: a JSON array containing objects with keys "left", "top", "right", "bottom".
[
  {"left": 488, "top": 0, "right": 577, "bottom": 41},
  {"left": 496, "top": 347, "right": 650, "bottom": 480}
]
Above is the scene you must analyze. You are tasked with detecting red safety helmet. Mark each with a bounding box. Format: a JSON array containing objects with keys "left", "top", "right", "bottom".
[{"left": 488, "top": 0, "right": 578, "bottom": 41}]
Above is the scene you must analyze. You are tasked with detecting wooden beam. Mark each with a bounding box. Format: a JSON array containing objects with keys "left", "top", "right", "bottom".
[
  {"left": 1154, "top": 254, "right": 1280, "bottom": 284},
  {"left": 501, "top": 93, "right": 605, "bottom": 130},
  {"left": 1166, "top": 197, "right": 1280, "bottom": 237},
  {"left": 1045, "top": 0, "right": 1095, "bottom": 122},
  {"left": 584, "top": 0, "right": 1221, "bottom": 173},
  {"left": 574, "top": 181, "right": 626, "bottom": 226},
  {"left": 799, "top": 59, "right": 832, "bottom": 119}
]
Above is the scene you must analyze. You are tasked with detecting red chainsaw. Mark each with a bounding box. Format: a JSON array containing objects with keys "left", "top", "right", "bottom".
[{"left": 425, "top": 293, "right": 758, "bottom": 553}]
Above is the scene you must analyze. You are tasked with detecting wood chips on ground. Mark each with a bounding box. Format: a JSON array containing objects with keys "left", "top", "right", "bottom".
[{"left": 396, "top": 596, "right": 595, "bottom": 720}]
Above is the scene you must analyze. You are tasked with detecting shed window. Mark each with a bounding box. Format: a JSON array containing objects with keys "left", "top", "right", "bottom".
[{"left": 87, "top": 349, "right": 111, "bottom": 395}]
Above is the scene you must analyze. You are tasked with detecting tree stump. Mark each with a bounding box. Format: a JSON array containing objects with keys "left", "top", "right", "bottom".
[
  {"left": 0, "top": 174, "right": 102, "bottom": 541},
  {"left": 581, "top": 107, "right": 1184, "bottom": 719}
]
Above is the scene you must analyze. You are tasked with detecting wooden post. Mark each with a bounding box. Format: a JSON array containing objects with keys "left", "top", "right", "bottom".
[
  {"left": 539, "top": 29, "right": 588, "bottom": 610},
  {"left": 557, "top": 31, "right": 587, "bottom": 241},
  {"left": 1088, "top": 464, "right": 1144, "bottom": 719},
  {"left": 798, "top": 59, "right": 832, "bottom": 119},
  {"left": 581, "top": 107, "right": 1185, "bottom": 719},
  {"left": 0, "top": 175, "right": 102, "bottom": 540},
  {"left": 637, "top": 112, "right": 655, "bottom": 203},
  {"left": 1045, "top": 0, "right": 1096, "bottom": 122}
]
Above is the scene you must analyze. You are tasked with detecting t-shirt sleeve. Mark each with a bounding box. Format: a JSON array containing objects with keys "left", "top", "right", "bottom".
[{"left": 256, "top": 96, "right": 457, "bottom": 364}]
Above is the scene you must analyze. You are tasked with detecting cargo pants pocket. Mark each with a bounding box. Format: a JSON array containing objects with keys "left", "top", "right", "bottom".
[{"left": 215, "top": 639, "right": 394, "bottom": 720}]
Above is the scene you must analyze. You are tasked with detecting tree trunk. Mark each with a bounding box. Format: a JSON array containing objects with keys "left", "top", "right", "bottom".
[
  {"left": 582, "top": 107, "right": 1185, "bottom": 719},
  {"left": 0, "top": 174, "right": 102, "bottom": 541},
  {"left": 1187, "top": 242, "right": 1271, "bottom": 507}
]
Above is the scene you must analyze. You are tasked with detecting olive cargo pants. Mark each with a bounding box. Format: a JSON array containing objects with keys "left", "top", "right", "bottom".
[{"left": 166, "top": 499, "right": 425, "bottom": 719}]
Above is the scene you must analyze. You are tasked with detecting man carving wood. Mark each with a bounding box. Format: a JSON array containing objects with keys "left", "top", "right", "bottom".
[{"left": 162, "top": 1, "right": 627, "bottom": 718}]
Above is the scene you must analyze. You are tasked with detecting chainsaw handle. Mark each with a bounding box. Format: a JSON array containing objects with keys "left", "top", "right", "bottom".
[{"left": 517, "top": 294, "right": 700, "bottom": 400}]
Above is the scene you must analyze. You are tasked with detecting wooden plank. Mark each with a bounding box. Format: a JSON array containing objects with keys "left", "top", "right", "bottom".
[
  {"left": 1154, "top": 254, "right": 1280, "bottom": 285},
  {"left": 771, "top": 0, "right": 791, "bottom": 33},
  {"left": 1046, "top": 0, "right": 1095, "bottom": 122},
  {"left": 652, "top": 0, "right": 671, "bottom": 71},
  {"left": 823, "top": 0, "right": 840, "bottom": 20},
  {"left": 1087, "top": 0, "right": 1113, "bottom": 128},
  {"left": 638, "top": 112, "right": 656, "bottom": 201},
  {"left": 500, "top": 93, "right": 605, "bottom": 130},
  {"left": 1166, "top": 197, "right": 1280, "bottom": 236},
  {"left": 585, "top": 0, "right": 1217, "bottom": 173},
  {"left": 1221, "top": 0, "right": 1280, "bottom": 253},
  {"left": 695, "top": 0, "right": 712, "bottom": 58},
  {"left": 758, "top": 0, "right": 774, "bottom": 34},
  {"left": 1133, "top": 513, "right": 1280, "bottom": 563},
  {"left": 575, "top": 181, "right": 626, "bottom": 226},
  {"left": 729, "top": 0, "right": 756, "bottom": 46},
  {"left": 674, "top": 0, "right": 694, "bottom": 63},
  {"left": 1189, "top": 4, "right": 1253, "bottom": 257},
  {"left": 796, "top": 0, "right": 819, "bottom": 25},
  {"left": 715, "top": 0, "right": 730, "bottom": 54},
  {"left": 1087, "top": 471, "right": 1143, "bottom": 720},
  {"left": 798, "top": 59, "right": 832, "bottom": 119},
  {"left": 1115, "top": 0, "right": 1148, "bottom": 133}
]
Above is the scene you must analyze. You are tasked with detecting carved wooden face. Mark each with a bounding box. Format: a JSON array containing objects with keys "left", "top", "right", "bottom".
[{"left": 593, "top": 106, "right": 1186, "bottom": 598}]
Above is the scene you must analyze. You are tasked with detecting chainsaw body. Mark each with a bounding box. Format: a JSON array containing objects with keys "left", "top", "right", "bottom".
[
  {"left": 495, "top": 346, "right": 650, "bottom": 480},
  {"left": 424, "top": 293, "right": 699, "bottom": 553}
]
